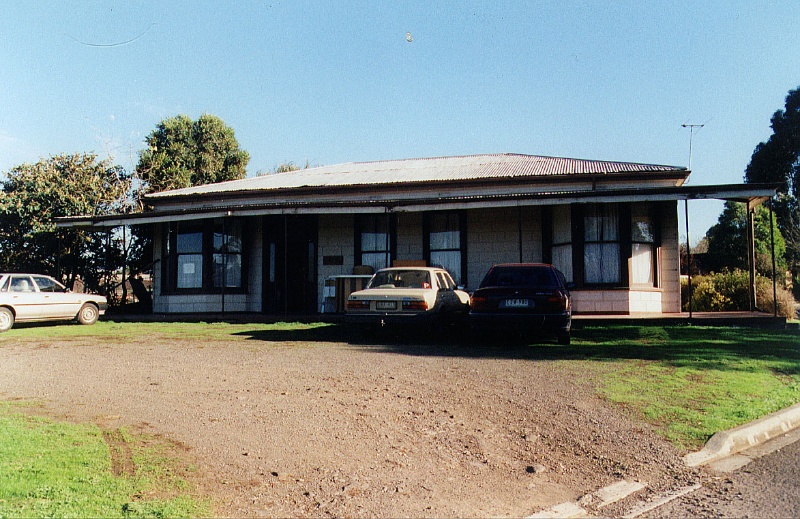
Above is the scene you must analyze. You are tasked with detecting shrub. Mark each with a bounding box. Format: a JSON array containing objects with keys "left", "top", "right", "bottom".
[{"left": 682, "top": 269, "right": 797, "bottom": 318}]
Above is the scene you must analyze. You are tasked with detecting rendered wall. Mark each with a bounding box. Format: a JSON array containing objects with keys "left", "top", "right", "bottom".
[
  {"left": 466, "top": 207, "right": 542, "bottom": 289},
  {"left": 152, "top": 220, "right": 263, "bottom": 314}
]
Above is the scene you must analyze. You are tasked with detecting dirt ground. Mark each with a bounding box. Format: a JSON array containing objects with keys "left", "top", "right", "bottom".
[{"left": 0, "top": 326, "right": 703, "bottom": 518}]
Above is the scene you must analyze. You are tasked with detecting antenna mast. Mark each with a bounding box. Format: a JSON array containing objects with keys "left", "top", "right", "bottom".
[{"left": 681, "top": 123, "right": 704, "bottom": 170}]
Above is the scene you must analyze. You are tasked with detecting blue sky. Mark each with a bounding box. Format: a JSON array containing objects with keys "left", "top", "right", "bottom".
[{"left": 2, "top": 1, "right": 799, "bottom": 240}]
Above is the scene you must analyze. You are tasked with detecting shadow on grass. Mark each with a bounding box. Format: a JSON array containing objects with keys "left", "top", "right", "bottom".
[{"left": 232, "top": 323, "right": 800, "bottom": 372}]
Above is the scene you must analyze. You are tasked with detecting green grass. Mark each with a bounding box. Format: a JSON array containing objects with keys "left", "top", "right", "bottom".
[
  {"left": 0, "top": 401, "right": 211, "bottom": 518},
  {"left": 0, "top": 320, "right": 333, "bottom": 343},
  {"left": 561, "top": 325, "right": 800, "bottom": 449}
]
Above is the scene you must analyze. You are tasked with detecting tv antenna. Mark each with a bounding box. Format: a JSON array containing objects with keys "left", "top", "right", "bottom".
[{"left": 681, "top": 123, "right": 705, "bottom": 171}]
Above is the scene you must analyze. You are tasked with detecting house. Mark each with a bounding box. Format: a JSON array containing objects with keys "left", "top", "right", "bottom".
[{"left": 56, "top": 153, "right": 778, "bottom": 316}]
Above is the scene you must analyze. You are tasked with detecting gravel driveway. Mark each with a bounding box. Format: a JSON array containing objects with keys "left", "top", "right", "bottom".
[{"left": 0, "top": 325, "right": 700, "bottom": 517}]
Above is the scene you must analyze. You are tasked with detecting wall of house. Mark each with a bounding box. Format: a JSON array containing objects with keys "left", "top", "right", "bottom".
[
  {"left": 395, "top": 212, "right": 423, "bottom": 262},
  {"left": 151, "top": 219, "right": 263, "bottom": 314},
  {"left": 149, "top": 201, "right": 682, "bottom": 316},
  {"left": 466, "top": 207, "right": 542, "bottom": 289},
  {"left": 317, "top": 214, "right": 356, "bottom": 313},
  {"left": 569, "top": 201, "right": 681, "bottom": 314},
  {"left": 659, "top": 201, "right": 681, "bottom": 313}
]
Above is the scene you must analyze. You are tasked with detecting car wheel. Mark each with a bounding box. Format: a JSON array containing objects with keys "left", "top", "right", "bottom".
[
  {"left": 77, "top": 303, "right": 99, "bottom": 325},
  {"left": 557, "top": 332, "right": 570, "bottom": 345},
  {"left": 0, "top": 307, "right": 14, "bottom": 332}
]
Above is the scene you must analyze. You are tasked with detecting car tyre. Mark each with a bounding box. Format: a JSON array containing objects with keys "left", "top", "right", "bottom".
[
  {"left": 557, "top": 332, "right": 570, "bottom": 345},
  {"left": 77, "top": 303, "right": 99, "bottom": 325},
  {"left": 0, "top": 307, "right": 14, "bottom": 332}
]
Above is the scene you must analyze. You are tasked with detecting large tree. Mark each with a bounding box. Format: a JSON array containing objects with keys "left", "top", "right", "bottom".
[
  {"left": 704, "top": 200, "right": 786, "bottom": 279},
  {"left": 135, "top": 114, "right": 250, "bottom": 201},
  {"left": 744, "top": 86, "right": 800, "bottom": 290},
  {"left": 0, "top": 154, "right": 131, "bottom": 290},
  {"left": 129, "top": 114, "right": 250, "bottom": 274}
]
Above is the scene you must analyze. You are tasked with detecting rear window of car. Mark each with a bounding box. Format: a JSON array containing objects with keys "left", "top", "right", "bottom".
[
  {"left": 368, "top": 270, "right": 432, "bottom": 289},
  {"left": 479, "top": 266, "right": 559, "bottom": 289}
]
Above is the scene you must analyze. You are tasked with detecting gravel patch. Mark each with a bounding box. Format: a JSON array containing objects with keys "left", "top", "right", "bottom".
[{"left": 0, "top": 330, "right": 701, "bottom": 517}]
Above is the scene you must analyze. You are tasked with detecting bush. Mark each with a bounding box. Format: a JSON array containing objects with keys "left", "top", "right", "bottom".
[{"left": 681, "top": 269, "right": 797, "bottom": 318}]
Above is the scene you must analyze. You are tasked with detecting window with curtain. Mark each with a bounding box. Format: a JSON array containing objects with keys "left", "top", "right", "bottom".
[
  {"left": 551, "top": 205, "right": 573, "bottom": 282},
  {"left": 428, "top": 212, "right": 462, "bottom": 283},
  {"left": 176, "top": 223, "right": 204, "bottom": 289},
  {"left": 213, "top": 218, "right": 243, "bottom": 288},
  {"left": 631, "top": 205, "right": 656, "bottom": 286},
  {"left": 358, "top": 215, "right": 391, "bottom": 270},
  {"left": 584, "top": 204, "right": 621, "bottom": 284}
]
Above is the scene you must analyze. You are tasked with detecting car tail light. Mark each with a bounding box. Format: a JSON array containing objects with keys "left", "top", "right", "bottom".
[
  {"left": 402, "top": 300, "right": 428, "bottom": 311},
  {"left": 546, "top": 291, "right": 569, "bottom": 311},
  {"left": 346, "top": 299, "right": 370, "bottom": 310},
  {"left": 470, "top": 295, "right": 488, "bottom": 311}
]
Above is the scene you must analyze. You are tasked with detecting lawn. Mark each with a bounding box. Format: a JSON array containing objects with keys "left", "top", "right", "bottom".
[
  {"left": 0, "top": 401, "right": 211, "bottom": 518},
  {"left": 563, "top": 325, "right": 800, "bottom": 449}
]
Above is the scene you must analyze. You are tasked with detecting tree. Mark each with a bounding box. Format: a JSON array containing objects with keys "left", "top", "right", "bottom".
[
  {"left": 744, "top": 85, "right": 800, "bottom": 291},
  {"left": 704, "top": 201, "right": 787, "bottom": 279},
  {"left": 0, "top": 154, "right": 131, "bottom": 290},
  {"left": 134, "top": 114, "right": 250, "bottom": 202},
  {"left": 130, "top": 114, "right": 250, "bottom": 273}
]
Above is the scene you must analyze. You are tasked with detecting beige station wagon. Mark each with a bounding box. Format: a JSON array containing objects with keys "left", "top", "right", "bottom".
[{"left": 0, "top": 274, "right": 108, "bottom": 332}]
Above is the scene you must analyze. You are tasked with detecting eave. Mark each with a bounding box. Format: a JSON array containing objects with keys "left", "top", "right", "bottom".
[{"left": 54, "top": 182, "right": 781, "bottom": 229}]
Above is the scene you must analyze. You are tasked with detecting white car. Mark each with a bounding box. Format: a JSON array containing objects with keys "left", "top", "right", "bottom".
[
  {"left": 345, "top": 267, "right": 470, "bottom": 332},
  {"left": 0, "top": 274, "right": 108, "bottom": 332}
]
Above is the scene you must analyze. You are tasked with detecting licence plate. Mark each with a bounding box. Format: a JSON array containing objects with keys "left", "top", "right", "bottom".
[
  {"left": 500, "top": 298, "right": 532, "bottom": 308},
  {"left": 376, "top": 301, "right": 397, "bottom": 310}
]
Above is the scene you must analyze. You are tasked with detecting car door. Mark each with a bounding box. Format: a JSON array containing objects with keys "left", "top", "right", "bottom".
[
  {"left": 32, "top": 276, "right": 81, "bottom": 319},
  {"left": 4, "top": 275, "right": 42, "bottom": 320},
  {"left": 435, "top": 271, "right": 461, "bottom": 316}
]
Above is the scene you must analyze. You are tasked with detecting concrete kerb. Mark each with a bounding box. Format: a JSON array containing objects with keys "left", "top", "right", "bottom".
[
  {"left": 527, "top": 480, "right": 645, "bottom": 518},
  {"left": 528, "top": 403, "right": 800, "bottom": 518},
  {"left": 683, "top": 402, "right": 800, "bottom": 467}
]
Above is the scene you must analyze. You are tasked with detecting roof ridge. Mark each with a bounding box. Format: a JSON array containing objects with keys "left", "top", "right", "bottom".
[{"left": 337, "top": 153, "right": 686, "bottom": 170}]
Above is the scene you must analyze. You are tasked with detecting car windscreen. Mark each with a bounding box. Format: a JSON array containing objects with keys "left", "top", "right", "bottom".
[
  {"left": 368, "top": 270, "right": 432, "bottom": 289},
  {"left": 479, "top": 266, "right": 559, "bottom": 289}
]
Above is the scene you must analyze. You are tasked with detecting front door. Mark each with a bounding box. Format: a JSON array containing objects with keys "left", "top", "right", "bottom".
[{"left": 262, "top": 215, "right": 318, "bottom": 315}]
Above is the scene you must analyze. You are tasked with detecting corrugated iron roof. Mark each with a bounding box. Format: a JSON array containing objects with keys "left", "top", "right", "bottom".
[{"left": 147, "top": 153, "right": 688, "bottom": 199}]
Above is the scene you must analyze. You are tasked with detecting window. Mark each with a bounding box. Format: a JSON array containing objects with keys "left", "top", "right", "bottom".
[
  {"left": 584, "top": 204, "right": 620, "bottom": 284},
  {"left": 427, "top": 212, "right": 465, "bottom": 284},
  {"left": 631, "top": 205, "right": 656, "bottom": 286},
  {"left": 551, "top": 205, "right": 573, "bottom": 283},
  {"left": 8, "top": 276, "right": 34, "bottom": 292},
  {"left": 436, "top": 271, "right": 452, "bottom": 290},
  {"left": 32, "top": 276, "right": 64, "bottom": 293},
  {"left": 213, "top": 219, "right": 243, "bottom": 288},
  {"left": 164, "top": 219, "right": 245, "bottom": 293},
  {"left": 357, "top": 215, "right": 392, "bottom": 270},
  {"left": 177, "top": 223, "right": 203, "bottom": 289}
]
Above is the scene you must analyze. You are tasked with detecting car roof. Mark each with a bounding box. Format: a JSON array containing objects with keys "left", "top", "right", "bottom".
[
  {"left": 0, "top": 273, "right": 55, "bottom": 277},
  {"left": 489, "top": 263, "right": 555, "bottom": 269},
  {"left": 0, "top": 273, "right": 50, "bottom": 276},
  {"left": 376, "top": 267, "right": 445, "bottom": 272}
]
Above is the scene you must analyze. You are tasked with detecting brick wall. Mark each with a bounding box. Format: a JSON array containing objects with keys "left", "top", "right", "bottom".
[{"left": 466, "top": 207, "right": 542, "bottom": 289}]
